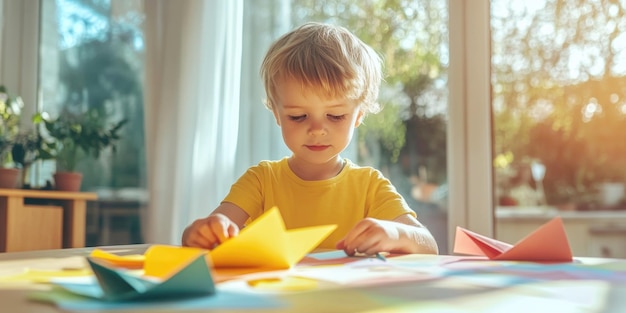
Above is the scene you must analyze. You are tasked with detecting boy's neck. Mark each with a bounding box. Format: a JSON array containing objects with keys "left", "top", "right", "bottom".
[{"left": 288, "top": 156, "right": 346, "bottom": 181}]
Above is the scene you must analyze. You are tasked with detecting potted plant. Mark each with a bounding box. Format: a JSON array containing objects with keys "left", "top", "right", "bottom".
[
  {"left": 11, "top": 131, "right": 45, "bottom": 189},
  {"left": 0, "top": 85, "right": 23, "bottom": 189},
  {"left": 0, "top": 137, "right": 19, "bottom": 188},
  {"left": 34, "top": 110, "right": 127, "bottom": 191}
]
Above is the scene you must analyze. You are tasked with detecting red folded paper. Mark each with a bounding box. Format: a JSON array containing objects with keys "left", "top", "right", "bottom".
[{"left": 453, "top": 216, "right": 573, "bottom": 262}]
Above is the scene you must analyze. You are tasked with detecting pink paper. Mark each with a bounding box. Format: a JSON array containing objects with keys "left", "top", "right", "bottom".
[{"left": 453, "top": 217, "right": 573, "bottom": 262}]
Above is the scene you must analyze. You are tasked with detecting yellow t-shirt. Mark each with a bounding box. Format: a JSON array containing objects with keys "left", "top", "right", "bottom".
[{"left": 222, "top": 157, "right": 416, "bottom": 249}]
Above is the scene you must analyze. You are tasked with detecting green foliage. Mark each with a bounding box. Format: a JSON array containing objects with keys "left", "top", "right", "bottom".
[
  {"left": 10, "top": 132, "right": 42, "bottom": 168},
  {"left": 0, "top": 85, "right": 23, "bottom": 166},
  {"left": 35, "top": 111, "right": 127, "bottom": 172},
  {"left": 56, "top": 36, "right": 145, "bottom": 189},
  {"left": 359, "top": 102, "right": 406, "bottom": 163},
  {"left": 492, "top": 0, "right": 626, "bottom": 204}
]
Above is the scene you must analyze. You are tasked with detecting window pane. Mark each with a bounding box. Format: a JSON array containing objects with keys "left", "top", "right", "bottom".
[
  {"left": 492, "top": 0, "right": 626, "bottom": 257},
  {"left": 291, "top": 1, "right": 450, "bottom": 253},
  {"left": 39, "top": 0, "right": 146, "bottom": 246}
]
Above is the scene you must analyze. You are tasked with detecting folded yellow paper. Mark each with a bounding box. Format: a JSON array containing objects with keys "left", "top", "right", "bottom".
[
  {"left": 209, "top": 207, "right": 337, "bottom": 269},
  {"left": 143, "top": 245, "right": 208, "bottom": 278}
]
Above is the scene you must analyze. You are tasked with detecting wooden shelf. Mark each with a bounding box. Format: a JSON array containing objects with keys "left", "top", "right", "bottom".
[{"left": 0, "top": 189, "right": 98, "bottom": 252}]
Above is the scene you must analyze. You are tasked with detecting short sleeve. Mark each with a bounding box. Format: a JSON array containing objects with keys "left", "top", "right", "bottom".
[
  {"left": 366, "top": 169, "right": 416, "bottom": 220},
  {"left": 222, "top": 166, "right": 265, "bottom": 220}
]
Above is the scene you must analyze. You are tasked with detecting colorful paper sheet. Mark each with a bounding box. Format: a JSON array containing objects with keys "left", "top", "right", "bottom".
[
  {"left": 55, "top": 245, "right": 215, "bottom": 301},
  {"left": 30, "top": 286, "right": 283, "bottom": 311},
  {"left": 453, "top": 216, "right": 573, "bottom": 262},
  {"left": 209, "top": 207, "right": 337, "bottom": 268}
]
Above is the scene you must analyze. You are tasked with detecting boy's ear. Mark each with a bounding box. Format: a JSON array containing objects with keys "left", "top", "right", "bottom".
[{"left": 354, "top": 110, "right": 365, "bottom": 127}]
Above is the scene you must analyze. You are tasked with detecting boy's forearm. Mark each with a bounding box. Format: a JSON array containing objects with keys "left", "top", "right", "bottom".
[
  {"left": 398, "top": 224, "right": 439, "bottom": 255},
  {"left": 392, "top": 214, "right": 439, "bottom": 254},
  {"left": 410, "top": 227, "right": 439, "bottom": 254}
]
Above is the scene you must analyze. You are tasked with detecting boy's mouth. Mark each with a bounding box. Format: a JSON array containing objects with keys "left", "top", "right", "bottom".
[{"left": 306, "top": 145, "right": 330, "bottom": 151}]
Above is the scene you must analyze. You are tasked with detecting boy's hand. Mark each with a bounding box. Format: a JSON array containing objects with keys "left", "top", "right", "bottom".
[
  {"left": 336, "top": 218, "right": 401, "bottom": 256},
  {"left": 336, "top": 215, "right": 438, "bottom": 255},
  {"left": 182, "top": 213, "right": 239, "bottom": 249}
]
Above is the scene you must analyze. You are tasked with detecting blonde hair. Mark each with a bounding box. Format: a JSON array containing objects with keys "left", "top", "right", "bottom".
[{"left": 260, "top": 22, "right": 382, "bottom": 114}]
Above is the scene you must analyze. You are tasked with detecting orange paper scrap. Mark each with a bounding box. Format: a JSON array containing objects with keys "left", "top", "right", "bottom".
[
  {"left": 89, "top": 249, "right": 145, "bottom": 269},
  {"left": 453, "top": 216, "right": 573, "bottom": 262},
  {"left": 209, "top": 207, "right": 337, "bottom": 269}
]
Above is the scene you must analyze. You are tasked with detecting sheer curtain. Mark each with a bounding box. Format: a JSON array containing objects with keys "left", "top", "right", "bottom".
[
  {"left": 235, "top": 0, "right": 291, "bottom": 175},
  {"left": 143, "top": 0, "right": 244, "bottom": 244}
]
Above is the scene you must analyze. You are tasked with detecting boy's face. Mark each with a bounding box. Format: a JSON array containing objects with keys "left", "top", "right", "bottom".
[{"left": 272, "top": 78, "right": 363, "bottom": 166}]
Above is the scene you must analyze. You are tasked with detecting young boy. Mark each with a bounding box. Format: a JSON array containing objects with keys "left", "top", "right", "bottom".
[{"left": 182, "top": 22, "right": 438, "bottom": 256}]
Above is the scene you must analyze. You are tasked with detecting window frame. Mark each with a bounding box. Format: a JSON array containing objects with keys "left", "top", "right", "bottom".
[{"left": 447, "top": 0, "right": 494, "bottom": 246}]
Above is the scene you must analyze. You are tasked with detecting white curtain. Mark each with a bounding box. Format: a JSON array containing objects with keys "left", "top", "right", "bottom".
[
  {"left": 235, "top": 0, "right": 292, "bottom": 175},
  {"left": 143, "top": 0, "right": 244, "bottom": 244}
]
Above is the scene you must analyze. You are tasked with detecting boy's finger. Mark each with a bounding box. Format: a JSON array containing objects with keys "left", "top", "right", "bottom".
[
  {"left": 335, "top": 239, "right": 346, "bottom": 250},
  {"left": 227, "top": 223, "right": 239, "bottom": 238},
  {"left": 359, "top": 238, "right": 381, "bottom": 255},
  {"left": 198, "top": 225, "right": 219, "bottom": 245},
  {"left": 215, "top": 221, "right": 234, "bottom": 243},
  {"left": 188, "top": 235, "right": 212, "bottom": 249},
  {"left": 342, "top": 221, "right": 373, "bottom": 253}
]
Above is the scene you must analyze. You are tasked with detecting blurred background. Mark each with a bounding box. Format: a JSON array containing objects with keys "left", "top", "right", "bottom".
[{"left": 1, "top": 0, "right": 625, "bottom": 257}]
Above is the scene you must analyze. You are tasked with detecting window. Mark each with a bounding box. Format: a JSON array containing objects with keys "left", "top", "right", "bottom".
[
  {"left": 492, "top": 0, "right": 626, "bottom": 257},
  {"left": 39, "top": 0, "right": 146, "bottom": 245}
]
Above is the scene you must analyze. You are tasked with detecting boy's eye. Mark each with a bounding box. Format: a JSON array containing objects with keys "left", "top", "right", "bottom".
[
  {"left": 288, "top": 115, "right": 306, "bottom": 121},
  {"left": 328, "top": 114, "right": 346, "bottom": 121}
]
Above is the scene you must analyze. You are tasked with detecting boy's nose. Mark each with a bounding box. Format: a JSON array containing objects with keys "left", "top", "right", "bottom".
[{"left": 308, "top": 121, "right": 327, "bottom": 136}]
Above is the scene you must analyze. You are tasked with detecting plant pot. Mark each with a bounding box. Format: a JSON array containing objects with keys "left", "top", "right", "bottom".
[
  {"left": 0, "top": 168, "right": 20, "bottom": 189},
  {"left": 601, "top": 182, "right": 625, "bottom": 207},
  {"left": 53, "top": 172, "right": 83, "bottom": 192}
]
